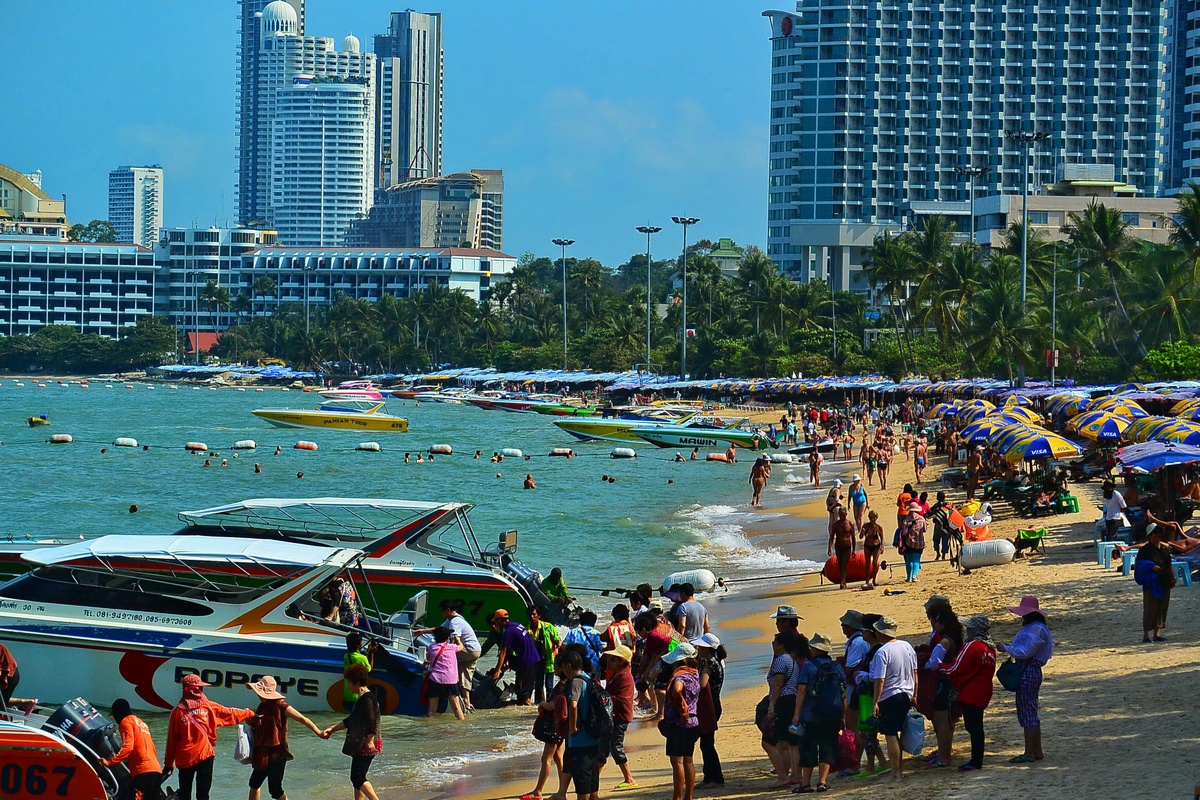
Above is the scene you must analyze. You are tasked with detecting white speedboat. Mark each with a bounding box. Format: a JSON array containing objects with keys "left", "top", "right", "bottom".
[
  {"left": 0, "top": 535, "right": 428, "bottom": 715},
  {"left": 319, "top": 380, "right": 384, "bottom": 401}
]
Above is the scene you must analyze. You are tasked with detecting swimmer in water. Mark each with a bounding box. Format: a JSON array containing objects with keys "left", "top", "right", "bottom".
[
  {"left": 524, "top": 474, "right": 536, "bottom": 490},
  {"left": 274, "top": 446, "right": 282, "bottom": 456},
  {"left": 254, "top": 463, "right": 262, "bottom": 473},
  {"left": 416, "top": 453, "right": 425, "bottom": 463}
]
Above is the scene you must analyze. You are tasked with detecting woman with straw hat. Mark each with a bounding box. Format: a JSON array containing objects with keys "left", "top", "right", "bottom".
[
  {"left": 244, "top": 676, "right": 325, "bottom": 800},
  {"left": 997, "top": 596, "right": 1054, "bottom": 764}
]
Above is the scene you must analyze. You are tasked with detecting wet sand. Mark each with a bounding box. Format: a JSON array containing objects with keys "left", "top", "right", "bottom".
[{"left": 445, "top": 432, "right": 1200, "bottom": 800}]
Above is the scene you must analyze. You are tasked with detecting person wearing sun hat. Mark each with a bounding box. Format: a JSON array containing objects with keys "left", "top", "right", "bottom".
[
  {"left": 769, "top": 605, "right": 802, "bottom": 634},
  {"left": 997, "top": 596, "right": 1054, "bottom": 764},
  {"left": 164, "top": 674, "right": 256, "bottom": 800},
  {"left": 868, "top": 616, "right": 917, "bottom": 782},
  {"left": 899, "top": 501, "right": 928, "bottom": 583},
  {"left": 599, "top": 643, "right": 639, "bottom": 791},
  {"left": 691, "top": 633, "right": 727, "bottom": 787},
  {"left": 791, "top": 633, "right": 847, "bottom": 793},
  {"left": 661, "top": 641, "right": 701, "bottom": 800},
  {"left": 243, "top": 676, "right": 325, "bottom": 800}
]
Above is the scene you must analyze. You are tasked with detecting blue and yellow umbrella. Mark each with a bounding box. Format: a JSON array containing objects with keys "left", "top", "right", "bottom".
[
  {"left": 1067, "top": 410, "right": 1131, "bottom": 444},
  {"left": 999, "top": 431, "right": 1081, "bottom": 462},
  {"left": 1088, "top": 396, "right": 1149, "bottom": 420}
]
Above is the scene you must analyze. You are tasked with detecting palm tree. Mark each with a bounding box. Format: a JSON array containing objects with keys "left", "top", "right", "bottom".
[
  {"left": 1127, "top": 242, "right": 1196, "bottom": 348},
  {"left": 1061, "top": 201, "right": 1146, "bottom": 356},
  {"left": 1165, "top": 182, "right": 1200, "bottom": 287},
  {"left": 736, "top": 248, "right": 778, "bottom": 333},
  {"left": 862, "top": 231, "right": 919, "bottom": 370},
  {"left": 964, "top": 272, "right": 1040, "bottom": 384},
  {"left": 911, "top": 243, "right": 983, "bottom": 347},
  {"left": 252, "top": 275, "right": 278, "bottom": 317},
  {"left": 198, "top": 280, "right": 231, "bottom": 332}
]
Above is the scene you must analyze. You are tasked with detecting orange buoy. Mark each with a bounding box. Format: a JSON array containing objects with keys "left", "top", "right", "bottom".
[
  {"left": 705, "top": 453, "right": 730, "bottom": 462},
  {"left": 294, "top": 441, "right": 318, "bottom": 451},
  {"left": 185, "top": 442, "right": 208, "bottom": 452}
]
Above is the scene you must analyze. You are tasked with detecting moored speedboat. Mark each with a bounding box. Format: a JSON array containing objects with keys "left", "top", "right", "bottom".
[
  {"left": 252, "top": 401, "right": 409, "bottom": 432},
  {"left": 0, "top": 705, "right": 124, "bottom": 800},
  {"left": 553, "top": 410, "right": 726, "bottom": 443},
  {"left": 0, "top": 535, "right": 427, "bottom": 714},
  {"left": 633, "top": 424, "right": 767, "bottom": 449}
]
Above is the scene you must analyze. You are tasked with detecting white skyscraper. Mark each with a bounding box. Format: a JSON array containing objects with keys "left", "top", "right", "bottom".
[
  {"left": 374, "top": 11, "right": 443, "bottom": 186},
  {"left": 107, "top": 166, "right": 164, "bottom": 247},
  {"left": 248, "top": 2, "right": 375, "bottom": 245},
  {"left": 271, "top": 77, "right": 375, "bottom": 246}
]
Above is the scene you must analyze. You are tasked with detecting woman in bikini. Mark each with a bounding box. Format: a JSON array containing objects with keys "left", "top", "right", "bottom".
[{"left": 860, "top": 510, "right": 884, "bottom": 590}]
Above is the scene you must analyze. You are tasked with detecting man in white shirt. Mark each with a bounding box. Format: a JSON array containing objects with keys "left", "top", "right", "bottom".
[
  {"left": 1102, "top": 480, "right": 1128, "bottom": 541},
  {"left": 868, "top": 616, "right": 917, "bottom": 782}
]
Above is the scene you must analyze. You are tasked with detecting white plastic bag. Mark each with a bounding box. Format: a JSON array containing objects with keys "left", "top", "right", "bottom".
[
  {"left": 900, "top": 709, "right": 925, "bottom": 756},
  {"left": 233, "top": 723, "right": 254, "bottom": 765}
]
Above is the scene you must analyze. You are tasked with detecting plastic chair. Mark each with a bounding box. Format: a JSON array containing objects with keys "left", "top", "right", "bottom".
[
  {"left": 1097, "top": 541, "right": 1121, "bottom": 568},
  {"left": 1017, "top": 527, "right": 1049, "bottom": 555},
  {"left": 1122, "top": 549, "right": 1139, "bottom": 576},
  {"left": 1172, "top": 561, "right": 1194, "bottom": 588}
]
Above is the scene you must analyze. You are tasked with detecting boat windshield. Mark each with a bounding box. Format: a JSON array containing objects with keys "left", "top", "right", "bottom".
[{"left": 317, "top": 400, "right": 386, "bottom": 413}]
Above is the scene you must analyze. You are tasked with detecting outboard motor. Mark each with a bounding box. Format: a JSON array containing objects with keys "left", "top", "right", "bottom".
[
  {"left": 44, "top": 698, "right": 131, "bottom": 799},
  {"left": 505, "top": 559, "right": 579, "bottom": 626}
]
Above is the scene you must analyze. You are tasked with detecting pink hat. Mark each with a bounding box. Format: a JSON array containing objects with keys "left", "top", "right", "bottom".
[
  {"left": 907, "top": 502, "right": 922, "bottom": 512},
  {"left": 246, "top": 675, "right": 285, "bottom": 701},
  {"left": 1008, "top": 595, "right": 1045, "bottom": 620}
]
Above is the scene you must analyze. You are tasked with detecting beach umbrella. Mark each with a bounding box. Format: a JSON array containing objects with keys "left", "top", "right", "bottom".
[
  {"left": 1087, "top": 396, "right": 1149, "bottom": 419},
  {"left": 956, "top": 405, "right": 995, "bottom": 425},
  {"left": 962, "top": 399, "right": 996, "bottom": 412},
  {"left": 927, "top": 402, "right": 961, "bottom": 419},
  {"left": 1000, "top": 433, "right": 1082, "bottom": 462},
  {"left": 1170, "top": 398, "right": 1200, "bottom": 417},
  {"left": 1172, "top": 406, "right": 1200, "bottom": 423},
  {"left": 998, "top": 406, "right": 1040, "bottom": 424},
  {"left": 1046, "top": 394, "right": 1090, "bottom": 417},
  {"left": 989, "top": 423, "right": 1043, "bottom": 453},
  {"left": 1067, "top": 411, "right": 1132, "bottom": 444},
  {"left": 1113, "top": 382, "right": 1148, "bottom": 394},
  {"left": 1115, "top": 441, "right": 1200, "bottom": 473},
  {"left": 1125, "top": 416, "right": 1190, "bottom": 443}
]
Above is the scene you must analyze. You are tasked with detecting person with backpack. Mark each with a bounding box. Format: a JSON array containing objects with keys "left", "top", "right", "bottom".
[
  {"left": 790, "top": 633, "right": 847, "bottom": 793},
  {"left": 661, "top": 642, "right": 701, "bottom": 800},
  {"left": 898, "top": 502, "right": 928, "bottom": 582},
  {"left": 563, "top": 648, "right": 613, "bottom": 800}
]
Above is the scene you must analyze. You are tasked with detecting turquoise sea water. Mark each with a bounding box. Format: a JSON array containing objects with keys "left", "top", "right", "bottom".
[{"left": 0, "top": 381, "right": 824, "bottom": 796}]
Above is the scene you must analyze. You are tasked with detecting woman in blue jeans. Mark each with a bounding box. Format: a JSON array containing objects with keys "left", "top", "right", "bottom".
[{"left": 899, "top": 503, "right": 927, "bottom": 582}]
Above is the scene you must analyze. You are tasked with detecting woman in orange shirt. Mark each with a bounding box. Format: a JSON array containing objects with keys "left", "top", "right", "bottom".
[
  {"left": 102, "top": 698, "right": 163, "bottom": 800},
  {"left": 163, "top": 674, "right": 255, "bottom": 800}
]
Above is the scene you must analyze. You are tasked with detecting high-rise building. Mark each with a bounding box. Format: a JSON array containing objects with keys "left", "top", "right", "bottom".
[
  {"left": 1164, "top": 0, "right": 1197, "bottom": 193},
  {"left": 271, "top": 77, "right": 375, "bottom": 246},
  {"left": 237, "top": 0, "right": 305, "bottom": 226},
  {"left": 346, "top": 169, "right": 503, "bottom": 250},
  {"left": 374, "top": 11, "right": 443, "bottom": 186},
  {"left": 762, "top": 1, "right": 1167, "bottom": 292},
  {"left": 241, "top": 2, "right": 375, "bottom": 245},
  {"left": 108, "top": 165, "right": 165, "bottom": 247}
]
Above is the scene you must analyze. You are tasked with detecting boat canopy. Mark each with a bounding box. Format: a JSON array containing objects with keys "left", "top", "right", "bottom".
[
  {"left": 180, "top": 497, "right": 460, "bottom": 537},
  {"left": 24, "top": 535, "right": 357, "bottom": 570}
]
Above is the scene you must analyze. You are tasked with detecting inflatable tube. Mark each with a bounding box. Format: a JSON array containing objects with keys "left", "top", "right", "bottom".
[
  {"left": 960, "top": 539, "right": 1015, "bottom": 570},
  {"left": 964, "top": 523, "right": 992, "bottom": 542},
  {"left": 185, "top": 442, "right": 208, "bottom": 452},
  {"left": 822, "top": 552, "right": 870, "bottom": 583},
  {"left": 356, "top": 442, "right": 382, "bottom": 452},
  {"left": 49, "top": 434, "right": 73, "bottom": 444},
  {"left": 705, "top": 453, "right": 730, "bottom": 462},
  {"left": 429, "top": 443, "right": 453, "bottom": 455},
  {"left": 548, "top": 448, "right": 574, "bottom": 457},
  {"left": 112, "top": 437, "right": 138, "bottom": 448},
  {"left": 232, "top": 440, "right": 257, "bottom": 450},
  {"left": 501, "top": 448, "right": 524, "bottom": 459},
  {"left": 294, "top": 441, "right": 318, "bottom": 451},
  {"left": 662, "top": 569, "right": 717, "bottom": 593},
  {"left": 610, "top": 447, "right": 637, "bottom": 459},
  {"left": 769, "top": 453, "right": 795, "bottom": 463}
]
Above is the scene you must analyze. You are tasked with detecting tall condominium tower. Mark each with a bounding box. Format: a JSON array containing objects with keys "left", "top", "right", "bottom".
[
  {"left": 374, "top": 11, "right": 443, "bottom": 186},
  {"left": 246, "top": 2, "right": 375, "bottom": 245},
  {"left": 762, "top": 0, "right": 1166, "bottom": 290},
  {"left": 1164, "top": 0, "right": 1198, "bottom": 192},
  {"left": 237, "top": 0, "right": 305, "bottom": 226},
  {"left": 271, "top": 78, "right": 375, "bottom": 246},
  {"left": 108, "top": 165, "right": 165, "bottom": 247}
]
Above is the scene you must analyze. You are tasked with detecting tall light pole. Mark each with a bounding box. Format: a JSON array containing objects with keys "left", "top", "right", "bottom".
[
  {"left": 552, "top": 238, "right": 575, "bottom": 369},
  {"left": 1004, "top": 129, "right": 1049, "bottom": 387},
  {"left": 635, "top": 225, "right": 662, "bottom": 370},
  {"left": 1050, "top": 246, "right": 1058, "bottom": 387},
  {"left": 954, "top": 165, "right": 992, "bottom": 246},
  {"left": 671, "top": 216, "right": 699, "bottom": 379},
  {"left": 829, "top": 261, "right": 837, "bottom": 364}
]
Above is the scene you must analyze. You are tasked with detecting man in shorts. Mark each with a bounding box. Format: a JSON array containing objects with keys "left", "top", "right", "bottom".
[
  {"left": 563, "top": 649, "right": 602, "bottom": 800},
  {"left": 868, "top": 616, "right": 917, "bottom": 782}
]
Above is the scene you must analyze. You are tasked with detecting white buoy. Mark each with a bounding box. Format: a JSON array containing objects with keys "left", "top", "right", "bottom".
[
  {"left": 356, "top": 442, "right": 382, "bottom": 452},
  {"left": 169, "top": 385, "right": 178, "bottom": 390},
  {"left": 256, "top": 388, "right": 265, "bottom": 392},
  {"left": 662, "top": 569, "right": 718, "bottom": 593},
  {"left": 49, "top": 434, "right": 73, "bottom": 444},
  {"left": 112, "top": 437, "right": 138, "bottom": 448},
  {"left": 610, "top": 447, "right": 637, "bottom": 459},
  {"left": 501, "top": 448, "right": 524, "bottom": 459},
  {"left": 236, "top": 388, "right": 246, "bottom": 392},
  {"left": 185, "top": 442, "right": 208, "bottom": 452},
  {"left": 548, "top": 448, "right": 574, "bottom": 457},
  {"left": 232, "top": 440, "right": 257, "bottom": 450},
  {"left": 429, "top": 444, "right": 453, "bottom": 455},
  {"left": 294, "top": 441, "right": 318, "bottom": 451},
  {"left": 769, "top": 453, "right": 795, "bottom": 464}
]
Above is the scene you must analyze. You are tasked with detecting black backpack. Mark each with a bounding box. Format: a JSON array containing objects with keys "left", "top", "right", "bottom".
[
  {"left": 578, "top": 675, "right": 614, "bottom": 745},
  {"left": 808, "top": 659, "right": 846, "bottom": 721}
]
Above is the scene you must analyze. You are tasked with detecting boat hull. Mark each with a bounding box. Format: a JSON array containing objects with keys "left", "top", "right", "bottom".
[
  {"left": 554, "top": 419, "right": 655, "bottom": 442},
  {"left": 634, "top": 428, "right": 763, "bottom": 449},
  {"left": 252, "top": 409, "right": 409, "bottom": 432},
  {"left": 0, "top": 621, "right": 424, "bottom": 715},
  {"left": 533, "top": 404, "right": 598, "bottom": 417}
]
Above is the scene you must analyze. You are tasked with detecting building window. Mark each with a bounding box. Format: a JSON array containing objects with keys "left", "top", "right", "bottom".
[
  {"left": 1122, "top": 212, "right": 1140, "bottom": 226},
  {"left": 1028, "top": 211, "right": 1049, "bottom": 225}
]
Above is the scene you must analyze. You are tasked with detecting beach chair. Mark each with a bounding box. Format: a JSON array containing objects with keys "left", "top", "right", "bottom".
[
  {"left": 1016, "top": 527, "right": 1049, "bottom": 555},
  {"left": 1171, "top": 561, "right": 1194, "bottom": 588}
]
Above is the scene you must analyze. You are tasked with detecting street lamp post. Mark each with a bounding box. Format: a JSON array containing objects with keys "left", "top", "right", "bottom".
[
  {"left": 671, "top": 216, "right": 699, "bottom": 379},
  {"left": 829, "top": 262, "right": 837, "bottom": 364},
  {"left": 635, "top": 225, "right": 662, "bottom": 370},
  {"left": 954, "top": 165, "right": 992, "bottom": 246},
  {"left": 552, "top": 238, "right": 575, "bottom": 369},
  {"left": 1004, "top": 129, "right": 1049, "bottom": 387}
]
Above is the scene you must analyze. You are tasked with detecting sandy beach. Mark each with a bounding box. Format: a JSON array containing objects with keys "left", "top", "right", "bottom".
[{"left": 441, "top": 428, "right": 1200, "bottom": 800}]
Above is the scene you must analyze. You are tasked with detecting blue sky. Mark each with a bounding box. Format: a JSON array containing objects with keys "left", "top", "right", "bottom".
[{"left": 3, "top": 2, "right": 770, "bottom": 266}]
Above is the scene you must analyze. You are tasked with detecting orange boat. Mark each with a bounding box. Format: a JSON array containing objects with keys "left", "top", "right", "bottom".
[{"left": 0, "top": 710, "right": 116, "bottom": 799}]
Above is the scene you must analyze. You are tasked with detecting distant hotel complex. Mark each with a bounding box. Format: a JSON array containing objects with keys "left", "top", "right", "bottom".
[{"left": 107, "top": 166, "right": 164, "bottom": 249}]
